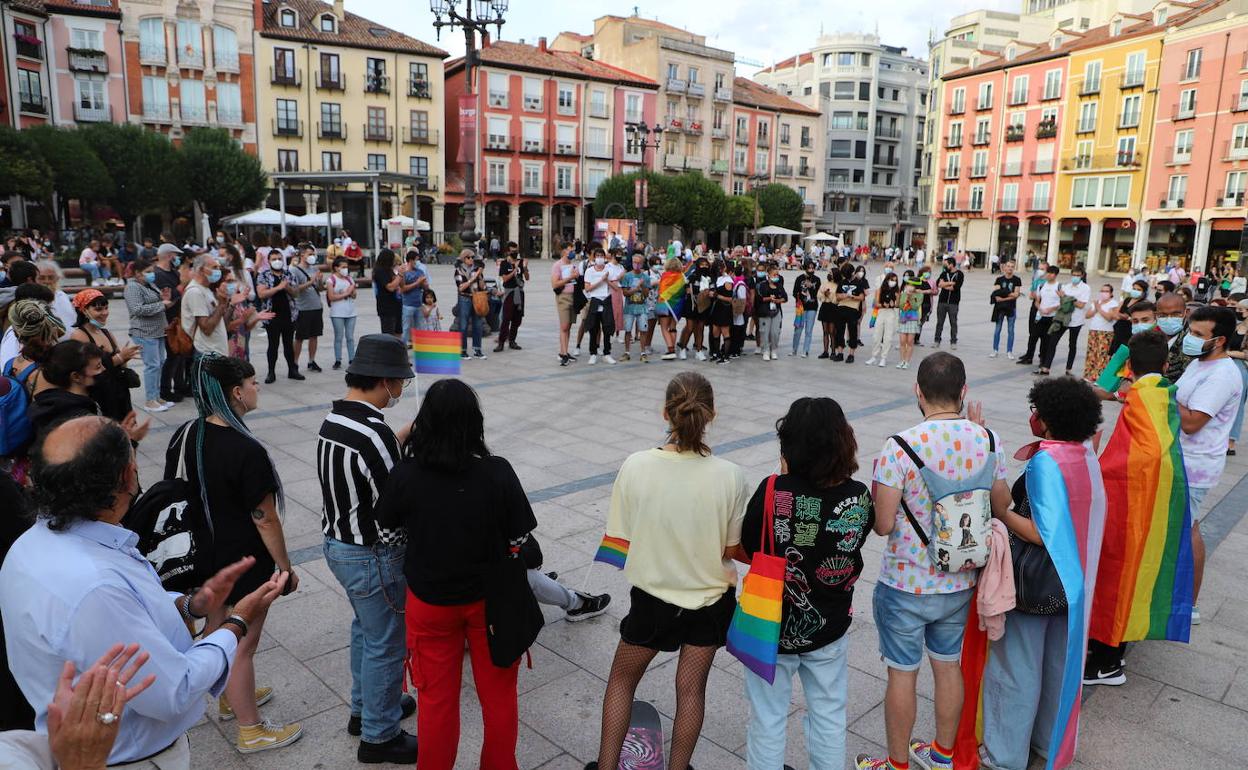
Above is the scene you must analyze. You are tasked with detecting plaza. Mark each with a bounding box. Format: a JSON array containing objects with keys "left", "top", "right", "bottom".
[{"left": 112, "top": 264, "right": 1248, "bottom": 770}]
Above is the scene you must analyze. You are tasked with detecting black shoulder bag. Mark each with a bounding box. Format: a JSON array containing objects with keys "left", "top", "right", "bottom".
[
  {"left": 483, "top": 531, "right": 545, "bottom": 668},
  {"left": 1009, "top": 475, "right": 1066, "bottom": 615}
]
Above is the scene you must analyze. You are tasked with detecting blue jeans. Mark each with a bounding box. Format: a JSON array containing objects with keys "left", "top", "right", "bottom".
[
  {"left": 744, "top": 634, "right": 849, "bottom": 770},
  {"left": 791, "top": 313, "right": 814, "bottom": 354},
  {"left": 457, "top": 296, "right": 483, "bottom": 354},
  {"left": 980, "top": 610, "right": 1067, "bottom": 770},
  {"left": 331, "top": 315, "right": 357, "bottom": 364},
  {"left": 81, "top": 263, "right": 110, "bottom": 283},
  {"left": 400, "top": 305, "right": 423, "bottom": 345},
  {"left": 993, "top": 313, "right": 1016, "bottom": 353},
  {"left": 872, "top": 582, "right": 972, "bottom": 671},
  {"left": 134, "top": 335, "right": 166, "bottom": 402},
  {"left": 1230, "top": 359, "right": 1248, "bottom": 444},
  {"left": 323, "top": 538, "right": 408, "bottom": 744}
]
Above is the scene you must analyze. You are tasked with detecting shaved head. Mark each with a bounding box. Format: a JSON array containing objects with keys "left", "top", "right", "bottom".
[{"left": 1156, "top": 292, "right": 1186, "bottom": 315}]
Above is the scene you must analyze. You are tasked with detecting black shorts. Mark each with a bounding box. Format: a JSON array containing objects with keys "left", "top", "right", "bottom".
[
  {"left": 619, "top": 586, "right": 735, "bottom": 652},
  {"left": 295, "top": 309, "right": 324, "bottom": 340},
  {"left": 709, "top": 301, "right": 733, "bottom": 327}
]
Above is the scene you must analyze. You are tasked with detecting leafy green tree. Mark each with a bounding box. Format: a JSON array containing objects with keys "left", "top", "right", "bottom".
[
  {"left": 80, "top": 123, "right": 188, "bottom": 228},
  {"left": 756, "top": 183, "right": 805, "bottom": 230},
  {"left": 591, "top": 170, "right": 670, "bottom": 220},
  {"left": 726, "top": 195, "right": 757, "bottom": 228},
  {"left": 178, "top": 127, "right": 267, "bottom": 225},
  {"left": 0, "top": 125, "right": 52, "bottom": 202},
  {"left": 24, "top": 125, "right": 113, "bottom": 225},
  {"left": 653, "top": 172, "right": 725, "bottom": 237}
]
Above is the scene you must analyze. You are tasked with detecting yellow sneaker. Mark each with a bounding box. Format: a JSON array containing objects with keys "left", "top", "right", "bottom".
[
  {"left": 236, "top": 720, "right": 302, "bottom": 754},
  {"left": 217, "top": 686, "right": 274, "bottom": 721}
]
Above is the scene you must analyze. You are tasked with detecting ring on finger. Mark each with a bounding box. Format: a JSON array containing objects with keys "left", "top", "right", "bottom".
[{"left": 96, "top": 712, "right": 118, "bottom": 726}]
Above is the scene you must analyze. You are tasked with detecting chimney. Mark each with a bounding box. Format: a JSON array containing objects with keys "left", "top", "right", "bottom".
[
  {"left": 482, "top": 31, "right": 492, "bottom": 47},
  {"left": 538, "top": 36, "right": 547, "bottom": 52},
  {"left": 333, "top": 0, "right": 344, "bottom": 18}
]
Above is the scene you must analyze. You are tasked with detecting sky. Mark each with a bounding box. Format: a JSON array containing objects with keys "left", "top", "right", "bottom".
[{"left": 350, "top": 0, "right": 1020, "bottom": 74}]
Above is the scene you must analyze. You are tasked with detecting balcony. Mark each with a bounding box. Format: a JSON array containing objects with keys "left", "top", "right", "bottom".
[
  {"left": 1025, "top": 197, "right": 1051, "bottom": 212},
  {"left": 519, "top": 179, "right": 543, "bottom": 196},
  {"left": 554, "top": 183, "right": 577, "bottom": 198},
  {"left": 139, "top": 44, "right": 166, "bottom": 65},
  {"left": 1114, "top": 151, "right": 1141, "bottom": 167},
  {"left": 14, "top": 35, "right": 43, "bottom": 60},
  {"left": 270, "top": 66, "right": 301, "bottom": 87},
  {"left": 775, "top": 164, "right": 794, "bottom": 177},
  {"left": 1075, "top": 122, "right": 1096, "bottom": 135},
  {"left": 1005, "top": 125, "right": 1025, "bottom": 142},
  {"left": 876, "top": 126, "right": 902, "bottom": 140},
  {"left": 585, "top": 142, "right": 612, "bottom": 159},
  {"left": 1159, "top": 197, "right": 1187, "bottom": 209},
  {"left": 1119, "top": 71, "right": 1146, "bottom": 90},
  {"left": 663, "top": 154, "right": 687, "bottom": 170},
  {"left": 735, "top": 132, "right": 749, "bottom": 146},
  {"left": 972, "top": 132, "right": 991, "bottom": 146},
  {"left": 408, "top": 79, "right": 432, "bottom": 99},
  {"left": 518, "top": 136, "right": 545, "bottom": 154},
  {"left": 1031, "top": 159, "right": 1055, "bottom": 174},
  {"left": 1167, "top": 146, "right": 1192, "bottom": 165},
  {"left": 947, "top": 102, "right": 965, "bottom": 116},
  {"left": 522, "top": 94, "right": 542, "bottom": 112},
  {"left": 1041, "top": 88, "right": 1062, "bottom": 102},
  {"left": 998, "top": 197, "right": 1019, "bottom": 212},
  {"left": 685, "top": 157, "right": 705, "bottom": 169},
  {"left": 1008, "top": 90, "right": 1029, "bottom": 107},
  {"left": 487, "top": 90, "right": 508, "bottom": 108},
  {"left": 940, "top": 198, "right": 975, "bottom": 213},
  {"left": 943, "top": 168, "right": 961, "bottom": 181},
  {"left": 217, "top": 109, "right": 243, "bottom": 126},
  {"left": 363, "top": 124, "right": 393, "bottom": 142},
  {"left": 485, "top": 134, "right": 511, "bottom": 151},
  {"left": 757, "top": 134, "right": 771, "bottom": 148},
  {"left": 1000, "top": 162, "right": 1022, "bottom": 176},
  {"left": 485, "top": 179, "right": 515, "bottom": 195},
  {"left": 968, "top": 165, "right": 988, "bottom": 179},
  {"left": 556, "top": 99, "right": 576, "bottom": 115},
  {"left": 686, "top": 82, "right": 705, "bottom": 98},
  {"left": 1231, "top": 94, "right": 1248, "bottom": 113},
  {"left": 365, "top": 74, "right": 390, "bottom": 94},
  {"left": 1079, "top": 79, "right": 1101, "bottom": 96},
  {"left": 686, "top": 121, "right": 703, "bottom": 136},
  {"left": 67, "top": 48, "right": 107, "bottom": 73},
  {"left": 73, "top": 102, "right": 111, "bottom": 122},
  {"left": 276, "top": 155, "right": 300, "bottom": 173},
  {"left": 1218, "top": 190, "right": 1245, "bottom": 208},
  {"left": 796, "top": 166, "right": 814, "bottom": 179},
  {"left": 402, "top": 127, "right": 438, "bottom": 146},
  {"left": 714, "top": 86, "right": 732, "bottom": 102},
  {"left": 800, "top": 138, "right": 813, "bottom": 149},
  {"left": 214, "top": 52, "right": 239, "bottom": 72},
  {"left": 944, "top": 135, "right": 964, "bottom": 148},
  {"left": 272, "top": 118, "right": 303, "bottom": 137},
  {"left": 414, "top": 176, "right": 439, "bottom": 192},
  {"left": 1118, "top": 112, "right": 1142, "bottom": 129},
  {"left": 180, "top": 104, "right": 207, "bottom": 124},
  {"left": 665, "top": 116, "right": 684, "bottom": 132},
  {"left": 1180, "top": 65, "right": 1201, "bottom": 83},
  {"left": 317, "top": 70, "right": 345, "bottom": 90},
  {"left": 709, "top": 159, "right": 728, "bottom": 175},
  {"left": 666, "top": 77, "right": 687, "bottom": 93},
  {"left": 1036, "top": 120, "right": 1057, "bottom": 139},
  {"left": 141, "top": 104, "right": 170, "bottom": 122},
  {"left": 317, "top": 122, "right": 346, "bottom": 140},
  {"left": 554, "top": 140, "right": 578, "bottom": 156},
  {"left": 974, "top": 96, "right": 993, "bottom": 111},
  {"left": 711, "top": 126, "right": 728, "bottom": 140},
  {"left": 1171, "top": 105, "right": 1196, "bottom": 122},
  {"left": 588, "top": 101, "right": 609, "bottom": 118},
  {"left": 177, "top": 48, "right": 203, "bottom": 68},
  {"left": 875, "top": 155, "right": 899, "bottom": 169},
  {"left": 1061, "top": 154, "right": 1093, "bottom": 171},
  {"left": 18, "top": 92, "right": 46, "bottom": 115},
  {"left": 733, "top": 160, "right": 748, "bottom": 174}
]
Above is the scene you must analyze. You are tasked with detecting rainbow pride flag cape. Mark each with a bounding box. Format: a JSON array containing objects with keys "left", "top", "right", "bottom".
[
  {"left": 1090, "top": 374, "right": 1193, "bottom": 645},
  {"left": 657, "top": 271, "right": 686, "bottom": 319},
  {"left": 594, "top": 535, "right": 629, "bottom": 569},
  {"left": 411, "top": 329, "right": 461, "bottom": 375},
  {"left": 955, "top": 442, "right": 1106, "bottom": 770}
]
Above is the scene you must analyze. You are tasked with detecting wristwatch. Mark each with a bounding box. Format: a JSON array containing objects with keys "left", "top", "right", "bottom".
[{"left": 221, "top": 614, "right": 249, "bottom": 638}]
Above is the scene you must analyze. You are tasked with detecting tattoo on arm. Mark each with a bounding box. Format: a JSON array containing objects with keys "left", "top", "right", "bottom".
[{"left": 251, "top": 508, "right": 266, "bottom": 520}]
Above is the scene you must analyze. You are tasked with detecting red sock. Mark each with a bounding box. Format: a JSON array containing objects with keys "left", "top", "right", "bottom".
[{"left": 888, "top": 759, "right": 910, "bottom": 770}]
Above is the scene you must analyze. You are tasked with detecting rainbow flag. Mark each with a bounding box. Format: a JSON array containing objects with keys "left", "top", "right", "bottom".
[
  {"left": 1090, "top": 374, "right": 1193, "bottom": 645},
  {"left": 956, "top": 442, "right": 1106, "bottom": 770},
  {"left": 656, "top": 272, "right": 686, "bottom": 319},
  {"left": 594, "top": 535, "right": 629, "bottom": 569},
  {"left": 411, "top": 329, "right": 461, "bottom": 375}
]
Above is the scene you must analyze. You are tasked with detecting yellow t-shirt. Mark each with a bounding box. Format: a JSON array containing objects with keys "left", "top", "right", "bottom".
[{"left": 606, "top": 448, "right": 748, "bottom": 610}]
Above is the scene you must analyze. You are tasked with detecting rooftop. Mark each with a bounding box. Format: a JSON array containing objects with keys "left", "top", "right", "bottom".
[
  {"left": 261, "top": 0, "right": 447, "bottom": 58},
  {"left": 732, "top": 76, "right": 821, "bottom": 116},
  {"left": 447, "top": 39, "right": 658, "bottom": 88}
]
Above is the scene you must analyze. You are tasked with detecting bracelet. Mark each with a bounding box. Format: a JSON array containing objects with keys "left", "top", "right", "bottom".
[
  {"left": 221, "top": 614, "right": 249, "bottom": 638},
  {"left": 178, "top": 593, "right": 194, "bottom": 625},
  {"left": 185, "top": 587, "right": 204, "bottom": 619}
]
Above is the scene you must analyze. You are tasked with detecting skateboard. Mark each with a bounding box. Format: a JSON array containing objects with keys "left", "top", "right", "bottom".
[{"left": 619, "top": 699, "right": 664, "bottom": 770}]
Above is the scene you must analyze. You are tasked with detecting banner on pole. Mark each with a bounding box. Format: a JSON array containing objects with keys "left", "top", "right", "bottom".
[{"left": 457, "top": 95, "right": 477, "bottom": 165}]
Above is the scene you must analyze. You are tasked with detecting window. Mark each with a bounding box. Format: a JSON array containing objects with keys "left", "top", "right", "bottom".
[
  {"left": 590, "top": 89, "right": 607, "bottom": 116},
  {"left": 586, "top": 168, "right": 607, "bottom": 197},
  {"left": 687, "top": 66, "right": 698, "bottom": 84},
  {"left": 834, "top": 81, "right": 854, "bottom": 100},
  {"left": 780, "top": 123, "right": 791, "bottom": 144},
  {"left": 320, "top": 52, "right": 341, "bottom": 87},
  {"left": 625, "top": 93, "right": 642, "bottom": 123},
  {"left": 586, "top": 125, "right": 608, "bottom": 155},
  {"left": 1184, "top": 48, "right": 1202, "bottom": 81},
  {"left": 366, "top": 58, "right": 387, "bottom": 92},
  {"left": 275, "top": 98, "right": 298, "bottom": 134},
  {"left": 1156, "top": 6, "right": 1168, "bottom": 25},
  {"left": 488, "top": 72, "right": 508, "bottom": 107},
  {"left": 180, "top": 79, "right": 205, "bottom": 122},
  {"left": 409, "top": 110, "right": 429, "bottom": 139},
  {"left": 830, "top": 111, "right": 853, "bottom": 130},
  {"left": 970, "top": 185, "right": 985, "bottom": 211},
  {"left": 972, "top": 149, "right": 988, "bottom": 176},
  {"left": 1011, "top": 75, "right": 1029, "bottom": 104},
  {"left": 1121, "top": 94, "right": 1142, "bottom": 127},
  {"left": 139, "top": 18, "right": 165, "bottom": 61},
  {"left": 733, "top": 181, "right": 745, "bottom": 196},
  {"left": 1233, "top": 124, "right": 1248, "bottom": 156},
  {"left": 555, "top": 124, "right": 574, "bottom": 153},
  {"left": 944, "top": 153, "right": 960, "bottom": 179},
  {"left": 1076, "top": 139, "right": 1093, "bottom": 168},
  {"left": 521, "top": 164, "right": 541, "bottom": 193},
  {"left": 758, "top": 121, "right": 769, "bottom": 141},
  {"left": 838, "top": 52, "right": 854, "bottom": 66},
  {"left": 319, "top": 14, "right": 335, "bottom": 32},
  {"left": 71, "top": 28, "right": 101, "bottom": 51},
  {"left": 140, "top": 75, "right": 168, "bottom": 117},
  {"left": 273, "top": 48, "right": 295, "bottom": 82},
  {"left": 974, "top": 117, "right": 990, "bottom": 143},
  {"left": 557, "top": 83, "right": 575, "bottom": 114},
  {"left": 1078, "top": 101, "right": 1097, "bottom": 132},
  {"left": 487, "top": 161, "right": 507, "bottom": 192},
  {"left": 279, "top": 8, "right": 296, "bottom": 27},
  {"left": 977, "top": 81, "right": 993, "bottom": 109},
  {"left": 216, "top": 81, "right": 241, "bottom": 124},
  {"left": 755, "top": 149, "right": 768, "bottom": 174},
  {"left": 409, "top": 156, "right": 429, "bottom": 179},
  {"left": 556, "top": 166, "right": 573, "bottom": 194},
  {"left": 1072, "top": 177, "right": 1097, "bottom": 208},
  {"left": 951, "top": 87, "right": 966, "bottom": 112},
  {"left": 1177, "top": 88, "right": 1196, "bottom": 118},
  {"left": 1044, "top": 69, "right": 1062, "bottom": 100},
  {"left": 734, "top": 149, "right": 747, "bottom": 171},
  {"left": 320, "top": 102, "right": 342, "bottom": 136},
  {"left": 667, "top": 62, "right": 678, "bottom": 80},
  {"left": 367, "top": 106, "right": 387, "bottom": 139},
  {"left": 409, "top": 62, "right": 429, "bottom": 96},
  {"left": 948, "top": 121, "right": 963, "bottom": 145},
  {"left": 74, "top": 78, "right": 104, "bottom": 111},
  {"left": 522, "top": 77, "right": 542, "bottom": 111},
  {"left": 1100, "top": 176, "right": 1130, "bottom": 207},
  {"left": 1041, "top": 106, "right": 1058, "bottom": 124},
  {"left": 1167, "top": 174, "right": 1188, "bottom": 204},
  {"left": 1032, "top": 181, "right": 1050, "bottom": 208},
  {"left": 367, "top": 154, "right": 386, "bottom": 171},
  {"left": 829, "top": 140, "right": 852, "bottom": 158},
  {"left": 212, "top": 26, "right": 238, "bottom": 71},
  {"left": 176, "top": 20, "right": 202, "bottom": 65},
  {"left": 1117, "top": 135, "right": 1137, "bottom": 165},
  {"left": 1238, "top": 80, "right": 1248, "bottom": 111},
  {"left": 321, "top": 151, "right": 341, "bottom": 171},
  {"left": 486, "top": 116, "right": 508, "bottom": 149},
  {"left": 943, "top": 186, "right": 958, "bottom": 211},
  {"left": 1174, "top": 129, "right": 1194, "bottom": 160},
  {"left": 277, "top": 149, "right": 298, "bottom": 172},
  {"left": 521, "top": 121, "right": 542, "bottom": 152},
  {"left": 1227, "top": 171, "right": 1248, "bottom": 201},
  {"left": 859, "top": 82, "right": 871, "bottom": 100},
  {"left": 1110, "top": 18, "right": 1122, "bottom": 36},
  {"left": 1124, "top": 51, "right": 1145, "bottom": 85},
  {"left": 1001, "top": 183, "right": 1019, "bottom": 209},
  {"left": 1009, "top": 111, "right": 1025, "bottom": 129},
  {"left": 1083, "top": 60, "right": 1101, "bottom": 92}
]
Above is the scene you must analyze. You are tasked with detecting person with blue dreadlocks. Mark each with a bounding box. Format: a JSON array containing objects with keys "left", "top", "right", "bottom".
[{"left": 163, "top": 353, "right": 303, "bottom": 755}]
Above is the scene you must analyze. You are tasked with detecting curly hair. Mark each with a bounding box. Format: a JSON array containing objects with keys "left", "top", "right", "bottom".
[
  {"left": 776, "top": 397, "right": 858, "bottom": 488},
  {"left": 1029, "top": 376, "right": 1102, "bottom": 442},
  {"left": 32, "top": 417, "right": 132, "bottom": 531}
]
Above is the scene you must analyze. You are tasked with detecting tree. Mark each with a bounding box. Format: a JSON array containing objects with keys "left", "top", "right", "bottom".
[
  {"left": 652, "top": 172, "right": 725, "bottom": 237},
  {"left": 80, "top": 123, "right": 188, "bottom": 228},
  {"left": 24, "top": 125, "right": 113, "bottom": 225},
  {"left": 592, "top": 170, "right": 670, "bottom": 220},
  {"left": 179, "top": 127, "right": 267, "bottom": 225},
  {"left": 0, "top": 125, "right": 52, "bottom": 202},
  {"left": 756, "top": 183, "right": 805, "bottom": 231},
  {"left": 726, "top": 195, "right": 757, "bottom": 228}
]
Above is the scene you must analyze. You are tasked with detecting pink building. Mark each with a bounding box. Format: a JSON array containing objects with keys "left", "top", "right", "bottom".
[
  {"left": 43, "top": 0, "right": 125, "bottom": 127},
  {"left": 1144, "top": 13, "right": 1248, "bottom": 271},
  {"left": 936, "top": 66, "right": 1004, "bottom": 256}
]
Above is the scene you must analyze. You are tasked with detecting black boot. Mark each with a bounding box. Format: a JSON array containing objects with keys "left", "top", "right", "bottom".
[
  {"left": 264, "top": 371, "right": 276, "bottom": 384},
  {"left": 357, "top": 730, "right": 418, "bottom": 764}
]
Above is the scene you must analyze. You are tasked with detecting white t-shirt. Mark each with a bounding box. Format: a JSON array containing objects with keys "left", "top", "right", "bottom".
[
  {"left": 1176, "top": 357, "right": 1244, "bottom": 488},
  {"left": 1064, "top": 281, "right": 1093, "bottom": 327},
  {"left": 180, "top": 281, "right": 229, "bottom": 356},
  {"left": 1037, "top": 281, "right": 1062, "bottom": 317},
  {"left": 584, "top": 264, "right": 611, "bottom": 300},
  {"left": 326, "top": 273, "right": 358, "bottom": 318},
  {"left": 606, "top": 262, "right": 626, "bottom": 285},
  {"left": 1086, "top": 295, "right": 1120, "bottom": 332}
]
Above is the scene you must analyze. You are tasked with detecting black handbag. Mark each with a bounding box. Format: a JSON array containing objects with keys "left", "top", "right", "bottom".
[
  {"left": 120, "top": 366, "right": 142, "bottom": 389},
  {"left": 1008, "top": 475, "right": 1067, "bottom": 615},
  {"left": 483, "top": 533, "right": 545, "bottom": 668}
]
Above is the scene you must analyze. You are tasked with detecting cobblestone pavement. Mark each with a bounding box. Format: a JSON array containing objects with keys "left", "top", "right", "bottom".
[{"left": 116, "top": 265, "right": 1248, "bottom": 770}]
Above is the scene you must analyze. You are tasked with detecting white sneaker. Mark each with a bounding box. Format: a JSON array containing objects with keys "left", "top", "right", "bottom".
[
  {"left": 754, "top": 347, "right": 763, "bottom": 355},
  {"left": 696, "top": 349, "right": 707, "bottom": 361},
  {"left": 1008, "top": 352, "right": 1016, "bottom": 360},
  {"left": 573, "top": 347, "right": 582, "bottom": 357},
  {"left": 878, "top": 359, "right": 887, "bottom": 367},
  {"left": 989, "top": 351, "right": 999, "bottom": 358},
  {"left": 678, "top": 348, "right": 688, "bottom": 360},
  {"left": 1192, "top": 605, "right": 1201, "bottom": 625},
  {"left": 604, "top": 355, "right": 617, "bottom": 365},
  {"left": 896, "top": 361, "right": 906, "bottom": 369},
  {"left": 864, "top": 357, "right": 877, "bottom": 366},
  {"left": 801, "top": 352, "right": 809, "bottom": 358},
  {"left": 588, "top": 354, "right": 598, "bottom": 365}
]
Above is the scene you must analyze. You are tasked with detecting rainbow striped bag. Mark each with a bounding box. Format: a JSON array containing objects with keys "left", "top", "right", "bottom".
[{"left": 725, "top": 474, "right": 785, "bottom": 684}]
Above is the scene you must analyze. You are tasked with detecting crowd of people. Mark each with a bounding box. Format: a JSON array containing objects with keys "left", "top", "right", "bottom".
[{"left": 0, "top": 227, "right": 1245, "bottom": 770}]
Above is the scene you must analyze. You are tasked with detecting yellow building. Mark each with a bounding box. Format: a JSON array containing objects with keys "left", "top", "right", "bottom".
[
  {"left": 256, "top": 0, "right": 448, "bottom": 238},
  {"left": 1052, "top": 13, "right": 1168, "bottom": 274}
]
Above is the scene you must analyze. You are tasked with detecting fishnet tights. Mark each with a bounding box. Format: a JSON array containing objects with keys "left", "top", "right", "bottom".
[{"left": 595, "top": 641, "right": 718, "bottom": 770}]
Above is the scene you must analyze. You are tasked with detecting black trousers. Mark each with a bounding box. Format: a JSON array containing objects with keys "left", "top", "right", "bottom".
[
  {"left": 160, "top": 346, "right": 190, "bottom": 399},
  {"left": 730, "top": 324, "right": 746, "bottom": 355},
  {"left": 1021, "top": 304, "right": 1041, "bottom": 360},
  {"left": 1040, "top": 323, "right": 1082, "bottom": 371},
  {"left": 1036, "top": 317, "right": 1058, "bottom": 368},
  {"left": 585, "top": 298, "right": 615, "bottom": 354},
  {"left": 265, "top": 321, "right": 297, "bottom": 374},
  {"left": 498, "top": 293, "right": 524, "bottom": 344},
  {"left": 832, "top": 305, "right": 861, "bottom": 349}
]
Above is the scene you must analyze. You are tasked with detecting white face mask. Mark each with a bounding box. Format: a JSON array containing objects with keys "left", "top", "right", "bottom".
[
  {"left": 338, "top": 267, "right": 349, "bottom": 277},
  {"left": 594, "top": 258, "right": 605, "bottom": 267},
  {"left": 385, "top": 381, "right": 402, "bottom": 408},
  {"left": 270, "top": 259, "right": 285, "bottom": 270}
]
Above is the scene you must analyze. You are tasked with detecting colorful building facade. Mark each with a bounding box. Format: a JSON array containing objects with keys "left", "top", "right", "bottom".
[
  {"left": 3, "top": 0, "right": 53, "bottom": 127},
  {"left": 45, "top": 0, "right": 125, "bottom": 128}
]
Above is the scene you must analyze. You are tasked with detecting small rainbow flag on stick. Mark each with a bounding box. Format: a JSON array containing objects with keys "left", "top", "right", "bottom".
[
  {"left": 411, "top": 330, "right": 461, "bottom": 375},
  {"left": 657, "top": 272, "right": 686, "bottom": 319},
  {"left": 594, "top": 535, "right": 629, "bottom": 570}
]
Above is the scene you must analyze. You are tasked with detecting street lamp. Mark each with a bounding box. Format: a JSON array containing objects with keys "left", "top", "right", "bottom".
[
  {"left": 625, "top": 121, "right": 663, "bottom": 242},
  {"left": 827, "top": 189, "right": 846, "bottom": 244},
  {"left": 431, "top": 0, "right": 507, "bottom": 249},
  {"left": 893, "top": 197, "right": 908, "bottom": 249},
  {"left": 748, "top": 173, "right": 769, "bottom": 245}
]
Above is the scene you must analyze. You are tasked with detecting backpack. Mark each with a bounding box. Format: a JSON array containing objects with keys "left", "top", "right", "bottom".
[
  {"left": 122, "top": 422, "right": 215, "bottom": 592},
  {"left": 0, "top": 359, "right": 35, "bottom": 456},
  {"left": 889, "top": 429, "right": 999, "bottom": 573}
]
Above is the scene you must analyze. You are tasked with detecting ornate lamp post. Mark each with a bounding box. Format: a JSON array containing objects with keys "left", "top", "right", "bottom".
[
  {"left": 893, "top": 197, "right": 908, "bottom": 249},
  {"left": 431, "top": 0, "right": 507, "bottom": 249},
  {"left": 827, "top": 189, "right": 846, "bottom": 243},
  {"left": 748, "top": 173, "right": 769, "bottom": 244},
  {"left": 625, "top": 121, "right": 663, "bottom": 241}
]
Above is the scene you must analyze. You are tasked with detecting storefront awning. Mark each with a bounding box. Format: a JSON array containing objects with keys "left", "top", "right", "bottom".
[
  {"left": 1060, "top": 217, "right": 1090, "bottom": 227},
  {"left": 1028, "top": 215, "right": 1051, "bottom": 226},
  {"left": 1103, "top": 218, "right": 1136, "bottom": 229},
  {"left": 997, "top": 215, "right": 1019, "bottom": 225},
  {"left": 1211, "top": 217, "right": 1245, "bottom": 231},
  {"left": 1151, "top": 218, "right": 1195, "bottom": 227}
]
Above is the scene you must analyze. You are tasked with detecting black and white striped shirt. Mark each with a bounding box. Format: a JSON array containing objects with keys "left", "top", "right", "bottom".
[{"left": 317, "top": 399, "right": 406, "bottom": 546}]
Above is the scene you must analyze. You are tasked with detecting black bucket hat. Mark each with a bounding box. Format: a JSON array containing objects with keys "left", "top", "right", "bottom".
[{"left": 346, "top": 334, "right": 415, "bottom": 379}]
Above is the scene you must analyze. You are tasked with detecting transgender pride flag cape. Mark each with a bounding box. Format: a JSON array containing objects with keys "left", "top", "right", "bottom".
[{"left": 955, "top": 441, "right": 1106, "bottom": 770}]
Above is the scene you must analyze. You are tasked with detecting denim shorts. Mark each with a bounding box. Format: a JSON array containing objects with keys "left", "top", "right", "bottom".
[
  {"left": 872, "top": 582, "right": 973, "bottom": 671},
  {"left": 622, "top": 313, "right": 648, "bottom": 333},
  {"left": 1189, "top": 486, "right": 1211, "bottom": 523}
]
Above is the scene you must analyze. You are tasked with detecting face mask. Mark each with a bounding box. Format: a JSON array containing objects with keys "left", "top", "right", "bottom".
[
  {"left": 1182, "top": 332, "right": 1214, "bottom": 358},
  {"left": 338, "top": 267, "right": 349, "bottom": 276},
  {"left": 883, "top": 267, "right": 893, "bottom": 274},
  {"left": 1158, "top": 316, "right": 1184, "bottom": 336},
  {"left": 1071, "top": 276, "right": 1083, "bottom": 285},
  {"left": 594, "top": 258, "right": 605, "bottom": 267},
  {"left": 385, "top": 381, "right": 402, "bottom": 409},
  {"left": 172, "top": 257, "right": 182, "bottom": 268},
  {"left": 141, "top": 271, "right": 156, "bottom": 284},
  {"left": 226, "top": 282, "right": 237, "bottom": 295},
  {"left": 216, "top": 237, "right": 225, "bottom": 244},
  {"left": 1029, "top": 411, "right": 1046, "bottom": 439},
  {"left": 1128, "top": 288, "right": 1143, "bottom": 298},
  {"left": 1131, "top": 322, "right": 1154, "bottom": 335},
  {"left": 769, "top": 275, "right": 779, "bottom": 283},
  {"left": 756, "top": 270, "right": 765, "bottom": 278},
  {"left": 271, "top": 260, "right": 285, "bottom": 271},
  {"left": 207, "top": 269, "right": 222, "bottom": 283},
  {"left": 1100, "top": 290, "right": 1112, "bottom": 300},
  {"left": 88, "top": 317, "right": 105, "bottom": 328}
]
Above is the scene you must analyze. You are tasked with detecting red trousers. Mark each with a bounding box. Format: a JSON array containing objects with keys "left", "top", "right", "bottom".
[{"left": 405, "top": 590, "right": 520, "bottom": 770}]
